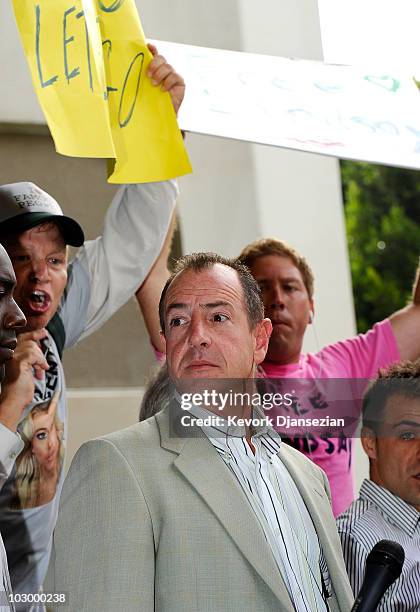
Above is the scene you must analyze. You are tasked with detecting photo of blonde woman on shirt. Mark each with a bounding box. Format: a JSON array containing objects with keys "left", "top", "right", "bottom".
[{"left": 11, "top": 393, "right": 64, "bottom": 509}]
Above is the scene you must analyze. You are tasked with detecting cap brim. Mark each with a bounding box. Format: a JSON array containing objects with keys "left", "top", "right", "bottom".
[{"left": 0, "top": 212, "right": 84, "bottom": 247}]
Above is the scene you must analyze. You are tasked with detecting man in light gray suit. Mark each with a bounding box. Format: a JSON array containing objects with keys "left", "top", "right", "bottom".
[{"left": 47, "top": 253, "right": 353, "bottom": 611}]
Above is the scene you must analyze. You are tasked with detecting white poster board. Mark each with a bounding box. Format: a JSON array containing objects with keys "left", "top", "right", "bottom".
[{"left": 154, "top": 40, "right": 420, "bottom": 170}]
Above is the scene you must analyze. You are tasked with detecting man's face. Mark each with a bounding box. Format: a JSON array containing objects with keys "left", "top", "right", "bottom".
[
  {"left": 3, "top": 223, "right": 68, "bottom": 332},
  {"left": 0, "top": 244, "right": 26, "bottom": 375},
  {"left": 249, "top": 255, "right": 313, "bottom": 364},
  {"left": 363, "top": 394, "right": 420, "bottom": 511},
  {"left": 163, "top": 264, "right": 271, "bottom": 382}
]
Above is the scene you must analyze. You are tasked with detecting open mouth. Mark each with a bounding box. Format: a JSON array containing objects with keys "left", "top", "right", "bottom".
[{"left": 27, "top": 290, "right": 52, "bottom": 314}]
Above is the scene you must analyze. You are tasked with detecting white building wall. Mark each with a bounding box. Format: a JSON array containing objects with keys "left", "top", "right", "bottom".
[{"left": 0, "top": 3, "right": 44, "bottom": 123}]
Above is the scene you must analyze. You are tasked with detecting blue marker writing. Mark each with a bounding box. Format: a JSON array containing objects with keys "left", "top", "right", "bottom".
[
  {"left": 63, "top": 7, "right": 80, "bottom": 83},
  {"left": 35, "top": 5, "right": 58, "bottom": 88}
]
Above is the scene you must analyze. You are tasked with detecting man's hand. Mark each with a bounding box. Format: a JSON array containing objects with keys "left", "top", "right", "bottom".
[
  {"left": 147, "top": 43, "right": 185, "bottom": 115},
  {"left": 0, "top": 329, "right": 49, "bottom": 432}
]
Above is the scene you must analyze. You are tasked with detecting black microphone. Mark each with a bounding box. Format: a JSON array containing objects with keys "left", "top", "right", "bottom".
[{"left": 351, "top": 539, "right": 405, "bottom": 612}]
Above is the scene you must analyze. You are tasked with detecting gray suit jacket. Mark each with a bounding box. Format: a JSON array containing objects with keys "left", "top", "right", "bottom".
[{"left": 47, "top": 408, "right": 353, "bottom": 611}]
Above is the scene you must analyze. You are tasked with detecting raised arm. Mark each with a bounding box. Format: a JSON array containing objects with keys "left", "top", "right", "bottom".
[
  {"left": 59, "top": 48, "right": 185, "bottom": 347},
  {"left": 389, "top": 259, "right": 420, "bottom": 361},
  {"left": 135, "top": 45, "right": 184, "bottom": 354},
  {"left": 136, "top": 211, "right": 176, "bottom": 354},
  {"left": 65, "top": 179, "right": 178, "bottom": 346}
]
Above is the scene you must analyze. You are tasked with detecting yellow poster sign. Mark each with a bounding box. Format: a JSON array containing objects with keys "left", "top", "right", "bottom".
[{"left": 12, "top": 0, "right": 192, "bottom": 183}]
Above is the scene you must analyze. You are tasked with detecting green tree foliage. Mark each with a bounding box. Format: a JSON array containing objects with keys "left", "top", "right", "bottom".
[{"left": 341, "top": 161, "right": 420, "bottom": 332}]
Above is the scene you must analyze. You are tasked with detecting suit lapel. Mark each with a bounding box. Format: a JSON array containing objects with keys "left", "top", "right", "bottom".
[
  {"left": 156, "top": 408, "right": 293, "bottom": 609},
  {"left": 174, "top": 435, "right": 295, "bottom": 609}
]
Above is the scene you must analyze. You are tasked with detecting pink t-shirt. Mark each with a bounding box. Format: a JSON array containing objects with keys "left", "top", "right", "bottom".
[{"left": 261, "top": 319, "right": 400, "bottom": 517}]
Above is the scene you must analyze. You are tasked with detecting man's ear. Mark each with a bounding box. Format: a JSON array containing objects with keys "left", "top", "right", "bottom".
[
  {"left": 361, "top": 426, "right": 377, "bottom": 460},
  {"left": 308, "top": 299, "right": 315, "bottom": 324},
  {"left": 254, "top": 318, "right": 272, "bottom": 365}
]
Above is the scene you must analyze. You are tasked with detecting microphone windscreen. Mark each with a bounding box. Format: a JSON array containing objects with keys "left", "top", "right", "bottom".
[{"left": 366, "top": 539, "right": 405, "bottom": 580}]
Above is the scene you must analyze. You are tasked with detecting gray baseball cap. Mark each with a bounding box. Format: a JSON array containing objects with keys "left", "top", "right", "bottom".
[{"left": 0, "top": 182, "right": 84, "bottom": 247}]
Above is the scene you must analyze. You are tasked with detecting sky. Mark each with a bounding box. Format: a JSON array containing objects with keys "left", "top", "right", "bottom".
[{"left": 318, "top": 0, "right": 420, "bottom": 78}]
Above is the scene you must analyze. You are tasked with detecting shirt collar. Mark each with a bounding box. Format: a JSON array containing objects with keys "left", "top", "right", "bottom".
[
  {"left": 360, "top": 479, "right": 420, "bottom": 537},
  {"left": 186, "top": 401, "right": 282, "bottom": 456}
]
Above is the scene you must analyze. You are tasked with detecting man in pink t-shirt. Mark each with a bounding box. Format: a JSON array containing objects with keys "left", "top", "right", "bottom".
[{"left": 238, "top": 239, "right": 420, "bottom": 516}]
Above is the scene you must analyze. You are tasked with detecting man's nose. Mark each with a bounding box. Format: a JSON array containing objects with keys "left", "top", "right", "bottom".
[
  {"left": 4, "top": 299, "right": 26, "bottom": 330},
  {"left": 270, "top": 284, "right": 285, "bottom": 308},
  {"left": 188, "top": 317, "right": 211, "bottom": 348},
  {"left": 30, "top": 259, "right": 49, "bottom": 282}
]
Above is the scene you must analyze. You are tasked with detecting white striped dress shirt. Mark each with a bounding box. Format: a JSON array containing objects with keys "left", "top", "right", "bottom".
[
  {"left": 189, "top": 405, "right": 330, "bottom": 612},
  {"left": 337, "top": 479, "right": 420, "bottom": 611}
]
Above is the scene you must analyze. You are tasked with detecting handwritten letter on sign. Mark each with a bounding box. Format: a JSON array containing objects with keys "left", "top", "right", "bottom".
[{"left": 12, "top": 0, "right": 192, "bottom": 183}]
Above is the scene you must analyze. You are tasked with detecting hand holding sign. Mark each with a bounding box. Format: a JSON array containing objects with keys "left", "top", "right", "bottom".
[{"left": 147, "top": 43, "right": 185, "bottom": 116}]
